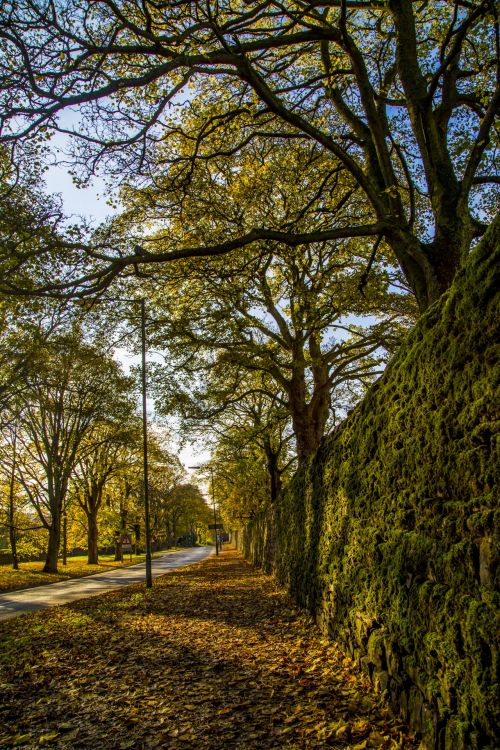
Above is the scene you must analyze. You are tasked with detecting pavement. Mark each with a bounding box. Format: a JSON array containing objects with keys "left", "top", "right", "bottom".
[{"left": 0, "top": 546, "right": 213, "bottom": 622}]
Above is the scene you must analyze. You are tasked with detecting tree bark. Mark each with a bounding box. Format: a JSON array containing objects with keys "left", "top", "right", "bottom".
[
  {"left": 43, "top": 478, "right": 65, "bottom": 573},
  {"left": 8, "top": 446, "right": 19, "bottom": 570},
  {"left": 87, "top": 513, "right": 99, "bottom": 565},
  {"left": 264, "top": 438, "right": 282, "bottom": 503},
  {"left": 115, "top": 502, "right": 127, "bottom": 560},
  {"left": 287, "top": 348, "right": 331, "bottom": 465},
  {"left": 8, "top": 493, "right": 18, "bottom": 571},
  {"left": 388, "top": 219, "right": 470, "bottom": 312},
  {"left": 84, "top": 484, "right": 102, "bottom": 565},
  {"left": 43, "top": 522, "right": 60, "bottom": 574}
]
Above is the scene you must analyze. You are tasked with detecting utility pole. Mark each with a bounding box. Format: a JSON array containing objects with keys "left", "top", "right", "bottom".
[
  {"left": 141, "top": 299, "right": 152, "bottom": 588},
  {"left": 210, "top": 467, "right": 219, "bottom": 556},
  {"left": 189, "top": 464, "right": 220, "bottom": 556}
]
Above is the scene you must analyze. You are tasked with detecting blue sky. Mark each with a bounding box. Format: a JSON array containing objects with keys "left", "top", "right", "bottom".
[
  {"left": 44, "top": 159, "right": 116, "bottom": 224},
  {"left": 42, "top": 155, "right": 208, "bottom": 472}
]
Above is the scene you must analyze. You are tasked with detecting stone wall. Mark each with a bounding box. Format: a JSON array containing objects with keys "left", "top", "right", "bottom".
[{"left": 242, "top": 217, "right": 499, "bottom": 749}]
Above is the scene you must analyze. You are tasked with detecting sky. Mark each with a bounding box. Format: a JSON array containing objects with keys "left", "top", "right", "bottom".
[
  {"left": 44, "top": 157, "right": 209, "bottom": 473},
  {"left": 44, "top": 157, "right": 116, "bottom": 224}
]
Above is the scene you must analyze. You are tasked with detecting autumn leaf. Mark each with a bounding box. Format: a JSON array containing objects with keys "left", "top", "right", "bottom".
[
  {"left": 0, "top": 549, "right": 419, "bottom": 749},
  {"left": 38, "top": 732, "right": 59, "bottom": 745},
  {"left": 10, "top": 736, "right": 32, "bottom": 747}
]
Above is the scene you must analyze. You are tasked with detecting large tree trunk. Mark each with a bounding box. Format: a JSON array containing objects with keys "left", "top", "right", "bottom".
[
  {"left": 292, "top": 410, "right": 325, "bottom": 466},
  {"left": 388, "top": 223, "right": 469, "bottom": 313},
  {"left": 8, "top": 459, "right": 19, "bottom": 571},
  {"left": 387, "top": 0, "right": 475, "bottom": 311},
  {"left": 264, "top": 439, "right": 282, "bottom": 503},
  {"left": 288, "top": 352, "right": 331, "bottom": 465},
  {"left": 8, "top": 426, "right": 19, "bottom": 570},
  {"left": 43, "top": 478, "right": 67, "bottom": 573},
  {"left": 43, "top": 522, "right": 60, "bottom": 574},
  {"left": 115, "top": 501, "right": 127, "bottom": 560},
  {"left": 85, "top": 484, "right": 102, "bottom": 565},
  {"left": 87, "top": 513, "right": 99, "bottom": 565}
]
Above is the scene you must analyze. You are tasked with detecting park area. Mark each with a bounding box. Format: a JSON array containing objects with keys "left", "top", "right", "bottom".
[{"left": 0, "top": 549, "right": 418, "bottom": 749}]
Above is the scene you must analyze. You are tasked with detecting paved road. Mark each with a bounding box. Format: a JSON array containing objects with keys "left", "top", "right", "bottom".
[{"left": 0, "top": 547, "right": 213, "bottom": 622}]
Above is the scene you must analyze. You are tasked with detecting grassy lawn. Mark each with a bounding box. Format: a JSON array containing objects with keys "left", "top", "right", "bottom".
[{"left": 0, "top": 551, "right": 177, "bottom": 594}]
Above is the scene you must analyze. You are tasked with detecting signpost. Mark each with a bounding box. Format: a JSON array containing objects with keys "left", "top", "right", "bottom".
[
  {"left": 208, "top": 523, "right": 223, "bottom": 530},
  {"left": 189, "top": 464, "right": 221, "bottom": 555},
  {"left": 121, "top": 533, "right": 133, "bottom": 559}
]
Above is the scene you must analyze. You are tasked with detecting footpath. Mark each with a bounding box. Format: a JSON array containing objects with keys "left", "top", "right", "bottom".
[{"left": 0, "top": 547, "right": 418, "bottom": 749}]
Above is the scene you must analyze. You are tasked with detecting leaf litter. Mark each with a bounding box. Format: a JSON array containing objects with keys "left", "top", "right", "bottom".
[{"left": 0, "top": 548, "right": 419, "bottom": 749}]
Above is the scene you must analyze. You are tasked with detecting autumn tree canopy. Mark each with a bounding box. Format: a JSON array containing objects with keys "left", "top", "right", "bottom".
[
  {"left": 9, "top": 329, "right": 137, "bottom": 573},
  {"left": 0, "top": 0, "right": 497, "bottom": 310}
]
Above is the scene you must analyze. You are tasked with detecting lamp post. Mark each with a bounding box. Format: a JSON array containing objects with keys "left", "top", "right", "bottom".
[
  {"left": 141, "top": 299, "right": 153, "bottom": 588},
  {"left": 188, "top": 464, "right": 219, "bottom": 555},
  {"left": 76, "top": 295, "right": 152, "bottom": 587}
]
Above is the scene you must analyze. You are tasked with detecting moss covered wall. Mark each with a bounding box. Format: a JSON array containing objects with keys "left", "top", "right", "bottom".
[{"left": 243, "top": 217, "right": 499, "bottom": 749}]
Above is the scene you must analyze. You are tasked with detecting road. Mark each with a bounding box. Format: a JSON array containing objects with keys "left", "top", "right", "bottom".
[{"left": 0, "top": 546, "right": 213, "bottom": 622}]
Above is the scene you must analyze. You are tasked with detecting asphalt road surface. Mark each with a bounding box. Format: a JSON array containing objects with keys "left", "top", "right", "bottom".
[{"left": 0, "top": 547, "right": 213, "bottom": 622}]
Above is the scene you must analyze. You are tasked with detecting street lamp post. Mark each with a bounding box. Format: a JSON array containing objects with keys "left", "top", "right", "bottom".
[
  {"left": 189, "top": 464, "right": 219, "bottom": 556},
  {"left": 76, "top": 295, "right": 153, "bottom": 588},
  {"left": 141, "top": 299, "right": 153, "bottom": 588}
]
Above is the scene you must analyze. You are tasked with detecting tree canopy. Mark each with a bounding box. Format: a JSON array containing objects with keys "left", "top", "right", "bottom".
[
  {"left": 0, "top": 0, "right": 497, "bottom": 309},
  {"left": 0, "top": 0, "right": 497, "bottom": 537}
]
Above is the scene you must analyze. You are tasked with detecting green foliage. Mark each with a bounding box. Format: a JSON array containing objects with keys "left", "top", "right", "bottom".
[
  {"left": 244, "top": 217, "right": 500, "bottom": 748},
  {"left": 1, "top": 1, "right": 498, "bottom": 307},
  {"left": 13, "top": 527, "right": 47, "bottom": 561},
  {"left": 144, "top": 213, "right": 413, "bottom": 463}
]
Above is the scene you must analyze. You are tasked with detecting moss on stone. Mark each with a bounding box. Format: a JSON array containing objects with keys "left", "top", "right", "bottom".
[{"left": 244, "top": 215, "right": 500, "bottom": 748}]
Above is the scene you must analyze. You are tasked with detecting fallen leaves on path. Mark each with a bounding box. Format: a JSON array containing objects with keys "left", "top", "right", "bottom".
[{"left": 0, "top": 548, "right": 418, "bottom": 749}]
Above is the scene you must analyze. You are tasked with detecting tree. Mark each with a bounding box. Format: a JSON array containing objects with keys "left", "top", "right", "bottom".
[
  {"left": 73, "top": 420, "right": 139, "bottom": 565},
  {"left": 0, "top": 142, "right": 89, "bottom": 299},
  {"left": 146, "top": 447, "right": 184, "bottom": 546},
  {"left": 0, "top": 419, "right": 21, "bottom": 568},
  {"left": 0, "top": 1, "right": 497, "bottom": 309},
  {"left": 0, "top": 297, "right": 70, "bottom": 430},
  {"left": 149, "top": 234, "right": 407, "bottom": 463},
  {"left": 213, "top": 386, "right": 296, "bottom": 505},
  {"left": 150, "top": 478, "right": 211, "bottom": 545},
  {"left": 210, "top": 381, "right": 296, "bottom": 508},
  {"left": 13, "top": 329, "right": 135, "bottom": 573}
]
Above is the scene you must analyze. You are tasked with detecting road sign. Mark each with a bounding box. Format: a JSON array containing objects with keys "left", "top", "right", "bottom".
[
  {"left": 208, "top": 523, "right": 223, "bottom": 530},
  {"left": 121, "top": 534, "right": 133, "bottom": 552}
]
